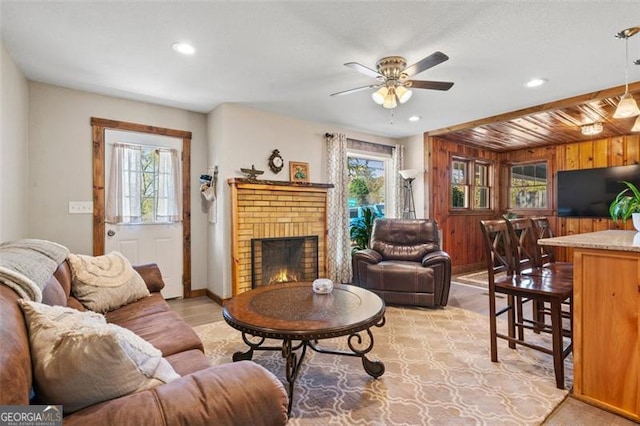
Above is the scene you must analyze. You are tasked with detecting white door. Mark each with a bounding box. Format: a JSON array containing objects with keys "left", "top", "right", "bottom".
[{"left": 104, "top": 129, "right": 183, "bottom": 299}]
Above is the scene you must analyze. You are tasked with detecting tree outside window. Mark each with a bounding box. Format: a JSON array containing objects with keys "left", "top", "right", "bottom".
[
  {"left": 510, "top": 162, "right": 547, "bottom": 209},
  {"left": 347, "top": 156, "right": 386, "bottom": 222}
]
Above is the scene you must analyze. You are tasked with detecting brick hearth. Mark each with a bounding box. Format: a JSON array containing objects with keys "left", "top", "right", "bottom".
[{"left": 228, "top": 178, "right": 333, "bottom": 295}]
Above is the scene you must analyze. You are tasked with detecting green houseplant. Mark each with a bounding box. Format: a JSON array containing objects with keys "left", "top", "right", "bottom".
[
  {"left": 349, "top": 207, "right": 376, "bottom": 254},
  {"left": 609, "top": 181, "right": 640, "bottom": 231}
]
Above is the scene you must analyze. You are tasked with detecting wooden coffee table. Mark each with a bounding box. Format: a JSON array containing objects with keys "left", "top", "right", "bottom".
[{"left": 222, "top": 282, "right": 386, "bottom": 414}]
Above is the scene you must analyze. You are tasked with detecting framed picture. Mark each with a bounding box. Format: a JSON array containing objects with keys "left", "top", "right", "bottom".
[{"left": 289, "top": 161, "right": 309, "bottom": 182}]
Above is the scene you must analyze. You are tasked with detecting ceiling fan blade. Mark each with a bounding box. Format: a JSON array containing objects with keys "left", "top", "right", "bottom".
[
  {"left": 408, "top": 80, "right": 454, "bottom": 91},
  {"left": 344, "top": 62, "right": 383, "bottom": 79},
  {"left": 403, "top": 51, "right": 449, "bottom": 78},
  {"left": 330, "top": 84, "right": 380, "bottom": 97}
]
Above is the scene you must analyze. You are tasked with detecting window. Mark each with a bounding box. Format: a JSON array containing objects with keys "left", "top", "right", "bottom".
[
  {"left": 510, "top": 162, "right": 548, "bottom": 209},
  {"left": 474, "top": 163, "right": 490, "bottom": 209},
  {"left": 347, "top": 155, "right": 386, "bottom": 225},
  {"left": 451, "top": 159, "right": 468, "bottom": 208},
  {"left": 451, "top": 157, "right": 492, "bottom": 210},
  {"left": 106, "top": 143, "right": 181, "bottom": 224}
]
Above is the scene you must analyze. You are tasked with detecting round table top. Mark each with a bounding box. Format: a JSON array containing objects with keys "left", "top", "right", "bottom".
[{"left": 223, "top": 282, "right": 385, "bottom": 340}]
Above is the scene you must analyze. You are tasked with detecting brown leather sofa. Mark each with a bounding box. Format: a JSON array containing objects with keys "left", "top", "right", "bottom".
[
  {"left": 351, "top": 219, "right": 451, "bottom": 307},
  {"left": 0, "top": 259, "right": 288, "bottom": 426}
]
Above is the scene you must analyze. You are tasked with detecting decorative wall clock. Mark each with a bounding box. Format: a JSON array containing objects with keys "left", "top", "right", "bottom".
[{"left": 268, "top": 149, "right": 284, "bottom": 174}]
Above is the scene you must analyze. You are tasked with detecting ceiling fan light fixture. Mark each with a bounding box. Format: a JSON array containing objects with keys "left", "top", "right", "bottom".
[
  {"left": 372, "top": 87, "right": 387, "bottom": 105},
  {"left": 382, "top": 88, "right": 397, "bottom": 109},
  {"left": 632, "top": 116, "right": 640, "bottom": 132},
  {"left": 395, "top": 85, "right": 413, "bottom": 104},
  {"left": 613, "top": 93, "right": 640, "bottom": 118}
]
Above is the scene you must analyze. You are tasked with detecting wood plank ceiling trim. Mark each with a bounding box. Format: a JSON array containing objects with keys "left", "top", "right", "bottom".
[{"left": 429, "top": 82, "right": 640, "bottom": 152}]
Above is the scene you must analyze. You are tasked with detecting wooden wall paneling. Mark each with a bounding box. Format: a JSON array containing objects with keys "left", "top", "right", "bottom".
[
  {"left": 593, "top": 138, "right": 609, "bottom": 168},
  {"left": 611, "top": 137, "right": 625, "bottom": 166},
  {"left": 579, "top": 141, "right": 594, "bottom": 169},
  {"left": 625, "top": 135, "right": 640, "bottom": 164}
]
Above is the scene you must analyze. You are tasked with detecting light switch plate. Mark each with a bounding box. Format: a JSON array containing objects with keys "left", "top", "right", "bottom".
[{"left": 69, "top": 201, "right": 93, "bottom": 214}]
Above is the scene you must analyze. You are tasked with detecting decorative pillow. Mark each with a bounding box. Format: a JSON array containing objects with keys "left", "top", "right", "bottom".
[
  {"left": 19, "top": 300, "right": 180, "bottom": 414},
  {"left": 68, "top": 251, "right": 150, "bottom": 313}
]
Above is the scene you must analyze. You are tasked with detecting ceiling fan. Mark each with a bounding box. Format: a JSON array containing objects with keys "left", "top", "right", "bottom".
[{"left": 330, "top": 51, "right": 454, "bottom": 108}]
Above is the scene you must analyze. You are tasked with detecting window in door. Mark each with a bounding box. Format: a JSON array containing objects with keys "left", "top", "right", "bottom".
[
  {"left": 106, "top": 143, "right": 181, "bottom": 224},
  {"left": 509, "top": 162, "right": 548, "bottom": 209}
]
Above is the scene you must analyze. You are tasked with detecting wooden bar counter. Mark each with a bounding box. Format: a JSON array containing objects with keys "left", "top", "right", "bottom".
[{"left": 538, "top": 230, "right": 640, "bottom": 422}]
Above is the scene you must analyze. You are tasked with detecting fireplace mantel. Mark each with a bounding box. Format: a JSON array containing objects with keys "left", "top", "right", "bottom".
[
  {"left": 227, "top": 178, "right": 333, "bottom": 191},
  {"left": 228, "top": 178, "right": 333, "bottom": 296}
]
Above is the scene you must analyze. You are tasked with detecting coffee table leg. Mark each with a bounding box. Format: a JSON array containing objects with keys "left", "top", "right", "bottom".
[
  {"left": 282, "top": 339, "right": 308, "bottom": 415},
  {"left": 232, "top": 333, "right": 266, "bottom": 362},
  {"left": 347, "top": 327, "right": 385, "bottom": 378}
]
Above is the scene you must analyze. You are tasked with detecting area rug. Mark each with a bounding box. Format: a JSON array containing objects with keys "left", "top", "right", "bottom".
[
  {"left": 453, "top": 269, "right": 497, "bottom": 288},
  {"left": 194, "top": 306, "right": 571, "bottom": 425}
]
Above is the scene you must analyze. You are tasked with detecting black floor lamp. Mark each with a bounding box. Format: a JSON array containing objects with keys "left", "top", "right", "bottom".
[{"left": 399, "top": 169, "right": 419, "bottom": 219}]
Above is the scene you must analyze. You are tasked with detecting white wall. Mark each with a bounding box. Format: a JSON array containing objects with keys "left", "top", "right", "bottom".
[
  {"left": 400, "top": 134, "right": 427, "bottom": 218},
  {"left": 27, "top": 82, "right": 209, "bottom": 290},
  {"left": 0, "top": 39, "right": 29, "bottom": 241},
  {"left": 206, "top": 103, "right": 400, "bottom": 298}
]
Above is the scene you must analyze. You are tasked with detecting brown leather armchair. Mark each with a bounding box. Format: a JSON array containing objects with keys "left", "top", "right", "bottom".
[{"left": 351, "top": 219, "right": 451, "bottom": 307}]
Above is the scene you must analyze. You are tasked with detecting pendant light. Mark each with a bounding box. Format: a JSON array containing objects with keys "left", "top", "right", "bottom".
[{"left": 613, "top": 27, "right": 640, "bottom": 118}]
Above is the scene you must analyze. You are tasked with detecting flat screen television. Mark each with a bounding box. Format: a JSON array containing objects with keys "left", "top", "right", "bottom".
[{"left": 557, "top": 164, "right": 640, "bottom": 218}]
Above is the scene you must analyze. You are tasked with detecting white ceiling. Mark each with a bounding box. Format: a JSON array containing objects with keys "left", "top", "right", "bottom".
[{"left": 1, "top": 1, "right": 639, "bottom": 138}]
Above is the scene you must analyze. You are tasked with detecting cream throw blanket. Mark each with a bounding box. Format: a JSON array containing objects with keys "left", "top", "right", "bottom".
[{"left": 0, "top": 239, "right": 70, "bottom": 302}]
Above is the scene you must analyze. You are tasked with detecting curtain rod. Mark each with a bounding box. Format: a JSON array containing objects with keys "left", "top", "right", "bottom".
[{"left": 324, "top": 133, "right": 394, "bottom": 150}]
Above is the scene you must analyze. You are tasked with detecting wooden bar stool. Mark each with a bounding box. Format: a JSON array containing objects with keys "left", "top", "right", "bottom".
[{"left": 479, "top": 219, "right": 572, "bottom": 389}]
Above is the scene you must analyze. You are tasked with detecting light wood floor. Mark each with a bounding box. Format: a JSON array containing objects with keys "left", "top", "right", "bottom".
[{"left": 168, "top": 282, "right": 635, "bottom": 425}]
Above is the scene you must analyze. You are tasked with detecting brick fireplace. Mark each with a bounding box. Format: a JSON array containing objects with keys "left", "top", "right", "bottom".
[{"left": 228, "top": 178, "right": 333, "bottom": 295}]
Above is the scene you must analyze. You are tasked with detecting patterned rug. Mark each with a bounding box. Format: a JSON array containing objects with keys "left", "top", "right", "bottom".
[
  {"left": 453, "top": 269, "right": 499, "bottom": 288},
  {"left": 194, "top": 306, "right": 571, "bottom": 425}
]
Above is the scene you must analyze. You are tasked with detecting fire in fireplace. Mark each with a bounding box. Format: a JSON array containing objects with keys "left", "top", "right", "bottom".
[{"left": 251, "top": 236, "right": 319, "bottom": 287}]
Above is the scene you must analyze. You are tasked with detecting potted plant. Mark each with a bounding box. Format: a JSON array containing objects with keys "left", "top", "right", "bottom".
[
  {"left": 349, "top": 207, "right": 377, "bottom": 254},
  {"left": 609, "top": 181, "right": 640, "bottom": 231}
]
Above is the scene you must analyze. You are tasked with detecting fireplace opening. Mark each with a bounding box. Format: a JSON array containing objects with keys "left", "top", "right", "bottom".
[{"left": 251, "top": 236, "right": 319, "bottom": 287}]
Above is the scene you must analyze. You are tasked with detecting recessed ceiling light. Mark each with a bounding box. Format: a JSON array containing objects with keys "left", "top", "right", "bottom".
[
  {"left": 408, "top": 115, "right": 421, "bottom": 122},
  {"left": 524, "top": 78, "right": 548, "bottom": 88},
  {"left": 172, "top": 42, "right": 195, "bottom": 55}
]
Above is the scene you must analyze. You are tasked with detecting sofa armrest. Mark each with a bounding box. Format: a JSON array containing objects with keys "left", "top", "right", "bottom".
[
  {"left": 64, "top": 361, "right": 288, "bottom": 426},
  {"left": 133, "top": 263, "right": 165, "bottom": 293}
]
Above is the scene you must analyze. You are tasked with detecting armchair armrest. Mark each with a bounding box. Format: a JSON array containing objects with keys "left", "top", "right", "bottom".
[
  {"left": 65, "top": 361, "right": 288, "bottom": 426},
  {"left": 351, "top": 249, "right": 382, "bottom": 286},
  {"left": 352, "top": 249, "right": 382, "bottom": 265},
  {"left": 133, "top": 263, "right": 165, "bottom": 293},
  {"left": 421, "top": 251, "right": 452, "bottom": 306},
  {"left": 421, "top": 250, "right": 450, "bottom": 268}
]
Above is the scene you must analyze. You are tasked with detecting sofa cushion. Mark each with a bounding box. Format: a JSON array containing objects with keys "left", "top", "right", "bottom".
[
  {"left": 105, "top": 293, "right": 170, "bottom": 324},
  {"left": 68, "top": 252, "right": 150, "bottom": 313},
  {"left": 165, "top": 349, "right": 212, "bottom": 376},
  {"left": 112, "top": 309, "right": 204, "bottom": 356},
  {"left": 19, "top": 300, "right": 180, "bottom": 414}
]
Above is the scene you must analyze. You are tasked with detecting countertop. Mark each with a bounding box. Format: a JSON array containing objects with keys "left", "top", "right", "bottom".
[{"left": 538, "top": 230, "right": 640, "bottom": 253}]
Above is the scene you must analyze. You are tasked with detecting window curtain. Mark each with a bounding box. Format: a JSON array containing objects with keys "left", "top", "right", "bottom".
[
  {"left": 106, "top": 143, "right": 142, "bottom": 224},
  {"left": 326, "top": 133, "right": 352, "bottom": 283},
  {"left": 156, "top": 148, "right": 182, "bottom": 222},
  {"left": 391, "top": 143, "right": 404, "bottom": 218}
]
